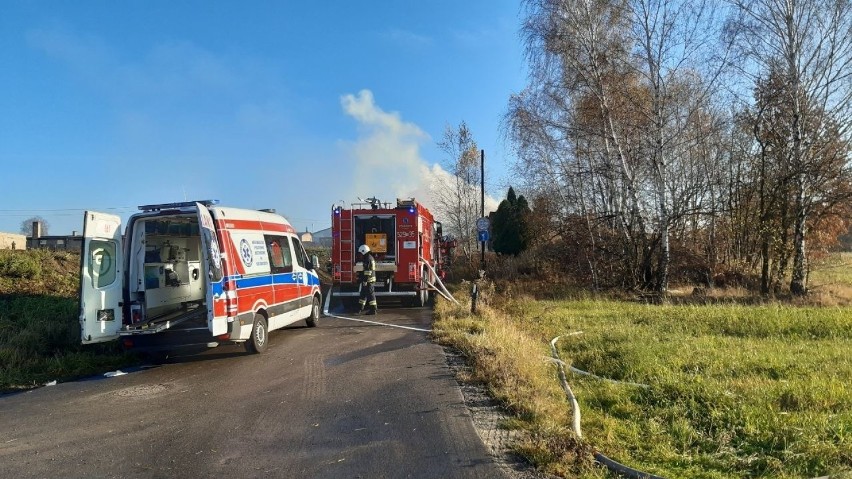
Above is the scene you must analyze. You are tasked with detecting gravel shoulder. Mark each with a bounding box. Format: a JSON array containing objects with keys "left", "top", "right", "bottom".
[{"left": 443, "top": 347, "right": 556, "bottom": 479}]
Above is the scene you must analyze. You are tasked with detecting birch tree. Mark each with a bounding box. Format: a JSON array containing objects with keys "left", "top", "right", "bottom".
[
  {"left": 432, "top": 122, "right": 482, "bottom": 262},
  {"left": 512, "top": 0, "right": 730, "bottom": 292},
  {"left": 630, "top": 0, "right": 730, "bottom": 292},
  {"left": 728, "top": 0, "right": 852, "bottom": 294}
]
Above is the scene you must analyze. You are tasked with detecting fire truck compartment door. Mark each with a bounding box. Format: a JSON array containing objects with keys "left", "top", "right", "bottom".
[
  {"left": 196, "top": 202, "right": 226, "bottom": 336},
  {"left": 80, "top": 211, "right": 123, "bottom": 344}
]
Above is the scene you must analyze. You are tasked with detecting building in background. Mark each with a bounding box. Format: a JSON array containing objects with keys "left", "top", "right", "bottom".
[
  {"left": 309, "top": 227, "right": 332, "bottom": 248},
  {"left": 0, "top": 232, "right": 27, "bottom": 250},
  {"left": 27, "top": 234, "right": 84, "bottom": 252},
  {"left": 24, "top": 221, "right": 83, "bottom": 252}
]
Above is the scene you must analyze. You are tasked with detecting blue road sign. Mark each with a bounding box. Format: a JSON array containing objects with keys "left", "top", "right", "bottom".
[{"left": 478, "top": 230, "right": 489, "bottom": 242}]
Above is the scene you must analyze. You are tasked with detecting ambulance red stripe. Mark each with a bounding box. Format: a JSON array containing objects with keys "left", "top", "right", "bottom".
[{"left": 216, "top": 219, "right": 295, "bottom": 234}]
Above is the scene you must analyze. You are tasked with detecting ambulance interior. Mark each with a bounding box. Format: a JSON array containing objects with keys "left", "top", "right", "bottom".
[{"left": 127, "top": 215, "right": 207, "bottom": 325}]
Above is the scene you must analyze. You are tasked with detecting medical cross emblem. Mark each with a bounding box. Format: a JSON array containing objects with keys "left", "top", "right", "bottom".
[{"left": 239, "top": 239, "right": 253, "bottom": 267}]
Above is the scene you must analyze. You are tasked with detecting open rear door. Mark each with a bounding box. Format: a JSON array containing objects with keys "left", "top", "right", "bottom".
[
  {"left": 79, "top": 211, "right": 123, "bottom": 344},
  {"left": 196, "top": 202, "right": 226, "bottom": 335}
]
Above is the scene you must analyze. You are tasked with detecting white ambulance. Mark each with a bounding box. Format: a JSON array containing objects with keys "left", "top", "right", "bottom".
[{"left": 79, "top": 200, "right": 322, "bottom": 354}]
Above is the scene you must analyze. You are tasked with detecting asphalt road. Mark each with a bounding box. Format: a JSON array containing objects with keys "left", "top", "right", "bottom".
[{"left": 0, "top": 303, "right": 511, "bottom": 479}]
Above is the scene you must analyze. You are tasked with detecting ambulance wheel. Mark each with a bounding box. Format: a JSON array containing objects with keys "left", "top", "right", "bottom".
[
  {"left": 246, "top": 315, "right": 269, "bottom": 354},
  {"left": 306, "top": 295, "right": 320, "bottom": 327}
]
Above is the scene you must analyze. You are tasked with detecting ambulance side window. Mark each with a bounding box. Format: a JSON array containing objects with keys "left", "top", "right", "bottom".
[
  {"left": 290, "top": 237, "right": 307, "bottom": 268},
  {"left": 265, "top": 236, "right": 293, "bottom": 274}
]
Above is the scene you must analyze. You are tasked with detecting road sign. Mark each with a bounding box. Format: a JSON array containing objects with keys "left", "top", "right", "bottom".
[
  {"left": 478, "top": 230, "right": 490, "bottom": 242},
  {"left": 476, "top": 217, "right": 490, "bottom": 232}
]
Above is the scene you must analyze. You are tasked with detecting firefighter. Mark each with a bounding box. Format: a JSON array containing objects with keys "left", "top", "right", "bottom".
[{"left": 357, "top": 244, "right": 378, "bottom": 315}]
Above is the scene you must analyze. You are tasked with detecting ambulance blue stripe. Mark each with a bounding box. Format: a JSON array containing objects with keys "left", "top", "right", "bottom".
[
  {"left": 272, "top": 273, "right": 298, "bottom": 285},
  {"left": 236, "top": 276, "right": 273, "bottom": 288},
  {"left": 234, "top": 273, "right": 320, "bottom": 289},
  {"left": 211, "top": 272, "right": 320, "bottom": 294}
]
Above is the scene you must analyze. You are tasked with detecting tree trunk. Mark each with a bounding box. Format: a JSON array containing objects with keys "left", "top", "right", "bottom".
[
  {"left": 760, "top": 237, "right": 771, "bottom": 296},
  {"left": 790, "top": 185, "right": 808, "bottom": 295}
]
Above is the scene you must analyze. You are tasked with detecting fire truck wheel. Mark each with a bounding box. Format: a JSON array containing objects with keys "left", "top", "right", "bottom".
[
  {"left": 246, "top": 314, "right": 269, "bottom": 354},
  {"left": 306, "top": 295, "right": 320, "bottom": 327}
]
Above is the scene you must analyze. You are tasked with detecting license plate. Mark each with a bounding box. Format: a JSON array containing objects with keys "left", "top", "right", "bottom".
[{"left": 374, "top": 281, "right": 385, "bottom": 287}]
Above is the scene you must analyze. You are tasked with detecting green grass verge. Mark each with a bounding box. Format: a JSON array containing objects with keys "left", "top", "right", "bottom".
[
  {"left": 434, "top": 283, "right": 852, "bottom": 478},
  {"left": 0, "top": 250, "right": 138, "bottom": 392},
  {"left": 0, "top": 295, "right": 139, "bottom": 391}
]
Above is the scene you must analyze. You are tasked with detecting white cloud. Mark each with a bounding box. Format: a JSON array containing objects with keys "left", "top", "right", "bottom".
[{"left": 339, "top": 90, "right": 499, "bottom": 215}]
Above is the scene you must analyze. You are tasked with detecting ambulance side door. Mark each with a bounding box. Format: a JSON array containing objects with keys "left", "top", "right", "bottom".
[
  {"left": 289, "top": 236, "right": 318, "bottom": 310},
  {"left": 79, "top": 211, "right": 123, "bottom": 344},
  {"left": 265, "top": 235, "right": 297, "bottom": 323}
]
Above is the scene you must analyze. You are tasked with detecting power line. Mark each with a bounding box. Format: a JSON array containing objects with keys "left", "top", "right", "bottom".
[{"left": 0, "top": 206, "right": 136, "bottom": 212}]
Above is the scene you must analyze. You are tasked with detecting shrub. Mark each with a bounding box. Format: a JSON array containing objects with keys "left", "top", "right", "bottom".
[{"left": 0, "top": 251, "right": 42, "bottom": 279}]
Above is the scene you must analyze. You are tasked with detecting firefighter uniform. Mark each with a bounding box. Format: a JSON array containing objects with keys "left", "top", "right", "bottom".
[{"left": 358, "top": 245, "right": 378, "bottom": 315}]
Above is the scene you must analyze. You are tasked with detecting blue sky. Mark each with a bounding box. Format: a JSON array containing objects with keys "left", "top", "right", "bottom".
[{"left": 0, "top": 1, "right": 526, "bottom": 235}]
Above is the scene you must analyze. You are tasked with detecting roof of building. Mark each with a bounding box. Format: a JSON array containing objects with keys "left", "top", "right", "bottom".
[{"left": 312, "top": 227, "right": 332, "bottom": 238}]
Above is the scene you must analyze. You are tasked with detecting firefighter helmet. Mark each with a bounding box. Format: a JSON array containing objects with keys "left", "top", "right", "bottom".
[{"left": 358, "top": 244, "right": 370, "bottom": 255}]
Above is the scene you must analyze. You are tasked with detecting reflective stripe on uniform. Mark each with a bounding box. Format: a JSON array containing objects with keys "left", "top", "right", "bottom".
[{"left": 364, "top": 256, "right": 376, "bottom": 283}]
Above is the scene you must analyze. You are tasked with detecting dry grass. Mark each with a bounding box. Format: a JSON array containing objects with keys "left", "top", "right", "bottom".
[
  {"left": 433, "top": 283, "right": 603, "bottom": 478},
  {"left": 807, "top": 252, "right": 852, "bottom": 305}
]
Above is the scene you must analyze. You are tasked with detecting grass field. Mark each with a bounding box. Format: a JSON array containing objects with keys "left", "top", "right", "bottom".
[
  {"left": 434, "top": 282, "right": 852, "bottom": 478},
  {"left": 808, "top": 252, "right": 852, "bottom": 304}
]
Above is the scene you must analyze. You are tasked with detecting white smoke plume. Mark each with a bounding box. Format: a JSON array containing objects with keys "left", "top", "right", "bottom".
[{"left": 339, "top": 89, "right": 498, "bottom": 213}]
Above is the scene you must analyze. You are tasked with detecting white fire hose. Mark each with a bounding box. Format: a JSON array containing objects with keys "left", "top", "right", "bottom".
[{"left": 420, "top": 256, "right": 459, "bottom": 305}]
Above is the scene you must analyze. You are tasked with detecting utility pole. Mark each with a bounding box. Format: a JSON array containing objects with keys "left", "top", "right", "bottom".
[{"left": 480, "top": 149, "right": 485, "bottom": 272}]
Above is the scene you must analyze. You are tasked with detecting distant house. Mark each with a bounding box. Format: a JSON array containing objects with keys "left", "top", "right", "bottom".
[
  {"left": 304, "top": 227, "right": 332, "bottom": 248},
  {"left": 0, "top": 232, "right": 27, "bottom": 250},
  {"left": 25, "top": 222, "right": 83, "bottom": 252},
  {"left": 27, "top": 234, "right": 84, "bottom": 252}
]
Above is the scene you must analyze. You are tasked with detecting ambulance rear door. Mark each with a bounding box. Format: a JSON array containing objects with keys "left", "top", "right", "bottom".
[
  {"left": 196, "top": 202, "right": 227, "bottom": 335},
  {"left": 79, "top": 211, "right": 123, "bottom": 344}
]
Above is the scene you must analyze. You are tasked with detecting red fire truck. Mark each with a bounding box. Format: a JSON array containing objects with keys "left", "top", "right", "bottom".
[{"left": 330, "top": 198, "right": 448, "bottom": 307}]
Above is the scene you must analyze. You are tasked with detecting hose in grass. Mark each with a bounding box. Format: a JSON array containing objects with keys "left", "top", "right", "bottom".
[
  {"left": 550, "top": 335, "right": 668, "bottom": 479},
  {"left": 550, "top": 335, "right": 847, "bottom": 479}
]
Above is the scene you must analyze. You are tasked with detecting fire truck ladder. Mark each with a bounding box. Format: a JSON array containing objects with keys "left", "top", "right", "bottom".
[{"left": 338, "top": 213, "right": 354, "bottom": 284}]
